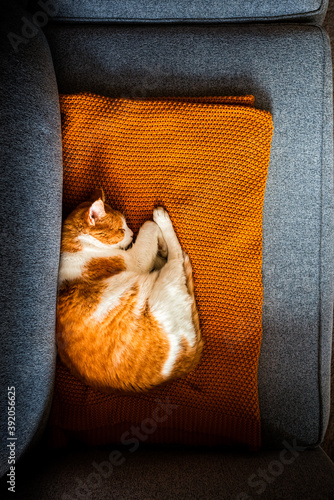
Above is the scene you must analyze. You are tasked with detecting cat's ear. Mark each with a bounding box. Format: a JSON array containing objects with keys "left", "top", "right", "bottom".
[
  {"left": 88, "top": 199, "right": 106, "bottom": 226},
  {"left": 89, "top": 188, "right": 106, "bottom": 203}
]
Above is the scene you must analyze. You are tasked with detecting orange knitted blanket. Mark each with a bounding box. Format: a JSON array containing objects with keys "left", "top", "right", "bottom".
[{"left": 49, "top": 93, "right": 273, "bottom": 450}]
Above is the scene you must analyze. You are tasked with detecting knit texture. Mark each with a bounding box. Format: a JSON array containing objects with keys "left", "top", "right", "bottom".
[{"left": 49, "top": 93, "right": 273, "bottom": 450}]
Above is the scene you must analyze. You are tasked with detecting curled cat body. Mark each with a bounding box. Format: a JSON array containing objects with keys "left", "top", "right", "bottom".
[{"left": 56, "top": 189, "right": 203, "bottom": 393}]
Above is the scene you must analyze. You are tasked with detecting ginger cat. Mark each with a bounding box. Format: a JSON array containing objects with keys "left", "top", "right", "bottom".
[{"left": 56, "top": 190, "right": 203, "bottom": 393}]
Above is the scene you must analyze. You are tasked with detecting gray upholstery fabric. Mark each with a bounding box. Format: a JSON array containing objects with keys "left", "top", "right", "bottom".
[
  {"left": 6, "top": 443, "right": 334, "bottom": 499},
  {"left": 44, "top": 22, "right": 333, "bottom": 448},
  {"left": 0, "top": 0, "right": 333, "bottom": 487},
  {"left": 0, "top": 1, "right": 63, "bottom": 478},
  {"left": 27, "top": 0, "right": 329, "bottom": 24}
]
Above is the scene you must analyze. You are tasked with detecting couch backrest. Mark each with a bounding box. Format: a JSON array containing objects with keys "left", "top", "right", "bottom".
[{"left": 27, "top": 0, "right": 329, "bottom": 24}]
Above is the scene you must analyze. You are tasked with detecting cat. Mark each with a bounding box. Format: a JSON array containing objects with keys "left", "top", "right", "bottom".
[{"left": 56, "top": 189, "right": 203, "bottom": 393}]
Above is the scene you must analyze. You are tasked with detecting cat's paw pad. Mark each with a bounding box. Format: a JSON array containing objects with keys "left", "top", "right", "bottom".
[{"left": 153, "top": 207, "right": 171, "bottom": 229}]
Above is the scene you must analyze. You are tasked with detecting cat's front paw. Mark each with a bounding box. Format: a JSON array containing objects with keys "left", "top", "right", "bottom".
[{"left": 153, "top": 207, "right": 172, "bottom": 230}]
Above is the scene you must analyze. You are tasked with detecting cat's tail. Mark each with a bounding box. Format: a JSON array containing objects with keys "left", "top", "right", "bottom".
[{"left": 183, "top": 251, "right": 202, "bottom": 346}]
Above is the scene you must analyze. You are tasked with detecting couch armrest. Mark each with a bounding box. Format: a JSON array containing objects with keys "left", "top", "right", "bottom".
[{"left": 0, "top": 0, "right": 62, "bottom": 478}]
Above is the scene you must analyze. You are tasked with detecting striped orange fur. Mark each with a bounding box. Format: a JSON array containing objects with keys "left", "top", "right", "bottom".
[{"left": 56, "top": 189, "right": 203, "bottom": 393}]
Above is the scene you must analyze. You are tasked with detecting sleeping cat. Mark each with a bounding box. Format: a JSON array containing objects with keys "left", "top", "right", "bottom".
[{"left": 56, "top": 189, "right": 203, "bottom": 393}]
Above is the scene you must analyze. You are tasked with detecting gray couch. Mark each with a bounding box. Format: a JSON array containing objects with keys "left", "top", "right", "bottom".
[{"left": 1, "top": 0, "right": 334, "bottom": 498}]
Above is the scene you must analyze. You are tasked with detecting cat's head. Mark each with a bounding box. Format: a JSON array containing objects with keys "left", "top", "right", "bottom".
[{"left": 62, "top": 189, "right": 133, "bottom": 252}]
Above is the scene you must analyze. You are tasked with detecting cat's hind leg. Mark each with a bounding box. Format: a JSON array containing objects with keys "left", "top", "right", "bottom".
[{"left": 149, "top": 209, "right": 198, "bottom": 374}]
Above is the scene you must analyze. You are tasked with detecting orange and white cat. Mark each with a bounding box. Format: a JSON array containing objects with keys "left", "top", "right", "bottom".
[{"left": 56, "top": 190, "right": 203, "bottom": 392}]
